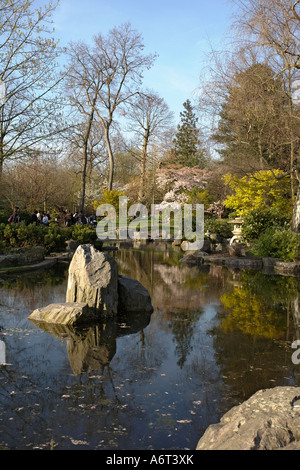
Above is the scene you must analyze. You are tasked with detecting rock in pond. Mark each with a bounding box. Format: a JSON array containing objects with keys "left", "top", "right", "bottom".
[
  {"left": 66, "top": 244, "right": 118, "bottom": 316},
  {"left": 118, "top": 274, "right": 153, "bottom": 314},
  {"left": 28, "top": 303, "right": 95, "bottom": 327},
  {"left": 28, "top": 244, "right": 154, "bottom": 326},
  {"left": 196, "top": 386, "right": 300, "bottom": 450}
]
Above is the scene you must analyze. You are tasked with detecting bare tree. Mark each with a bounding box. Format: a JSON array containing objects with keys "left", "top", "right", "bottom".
[
  {"left": 65, "top": 23, "right": 157, "bottom": 195},
  {"left": 64, "top": 40, "right": 107, "bottom": 211},
  {"left": 0, "top": 0, "right": 63, "bottom": 176},
  {"left": 125, "top": 90, "right": 174, "bottom": 202}
]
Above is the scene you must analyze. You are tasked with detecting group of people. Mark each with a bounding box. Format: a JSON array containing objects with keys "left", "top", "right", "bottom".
[
  {"left": 7, "top": 206, "right": 97, "bottom": 228},
  {"left": 31, "top": 210, "right": 51, "bottom": 226},
  {"left": 48, "top": 208, "right": 97, "bottom": 227}
]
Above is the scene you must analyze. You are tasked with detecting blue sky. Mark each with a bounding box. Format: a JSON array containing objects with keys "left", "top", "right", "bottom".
[{"left": 50, "top": 0, "right": 234, "bottom": 123}]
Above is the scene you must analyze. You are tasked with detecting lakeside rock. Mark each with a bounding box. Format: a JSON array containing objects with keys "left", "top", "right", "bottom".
[
  {"left": 179, "top": 250, "right": 206, "bottom": 266},
  {"left": 197, "top": 386, "right": 300, "bottom": 450},
  {"left": 29, "top": 303, "right": 94, "bottom": 326},
  {"left": 66, "top": 244, "right": 119, "bottom": 316}
]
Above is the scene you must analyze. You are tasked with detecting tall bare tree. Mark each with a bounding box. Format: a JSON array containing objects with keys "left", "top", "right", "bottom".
[
  {"left": 125, "top": 90, "right": 174, "bottom": 202},
  {"left": 0, "top": 0, "right": 63, "bottom": 176},
  {"left": 65, "top": 23, "right": 157, "bottom": 194}
]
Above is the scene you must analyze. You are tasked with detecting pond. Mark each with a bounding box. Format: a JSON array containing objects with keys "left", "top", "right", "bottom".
[{"left": 0, "top": 245, "right": 300, "bottom": 450}]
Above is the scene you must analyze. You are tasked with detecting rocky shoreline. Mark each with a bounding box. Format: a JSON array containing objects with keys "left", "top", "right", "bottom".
[
  {"left": 196, "top": 386, "right": 300, "bottom": 450},
  {"left": 180, "top": 249, "right": 300, "bottom": 276}
]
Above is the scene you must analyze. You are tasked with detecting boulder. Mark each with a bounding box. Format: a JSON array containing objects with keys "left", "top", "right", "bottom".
[
  {"left": 118, "top": 274, "right": 153, "bottom": 314},
  {"left": 66, "top": 244, "right": 118, "bottom": 316},
  {"left": 197, "top": 386, "right": 300, "bottom": 450},
  {"left": 181, "top": 239, "right": 211, "bottom": 253},
  {"left": 28, "top": 303, "right": 94, "bottom": 327},
  {"left": 274, "top": 261, "right": 300, "bottom": 276},
  {"left": 66, "top": 239, "right": 79, "bottom": 252},
  {"left": 225, "top": 257, "right": 263, "bottom": 270},
  {"left": 179, "top": 250, "right": 206, "bottom": 266}
]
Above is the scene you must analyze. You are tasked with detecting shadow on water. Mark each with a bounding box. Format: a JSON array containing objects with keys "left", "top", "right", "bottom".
[{"left": 0, "top": 247, "right": 300, "bottom": 450}]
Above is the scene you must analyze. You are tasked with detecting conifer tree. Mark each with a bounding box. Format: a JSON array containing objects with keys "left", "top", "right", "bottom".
[{"left": 173, "top": 99, "right": 206, "bottom": 168}]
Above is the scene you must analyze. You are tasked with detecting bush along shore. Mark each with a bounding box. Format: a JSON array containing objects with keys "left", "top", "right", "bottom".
[{"left": 0, "top": 222, "right": 103, "bottom": 273}]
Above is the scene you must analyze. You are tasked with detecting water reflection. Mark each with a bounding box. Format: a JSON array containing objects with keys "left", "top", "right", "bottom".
[
  {"left": 0, "top": 249, "right": 300, "bottom": 450},
  {"left": 0, "top": 339, "right": 6, "bottom": 365},
  {"left": 29, "top": 312, "right": 152, "bottom": 376}
]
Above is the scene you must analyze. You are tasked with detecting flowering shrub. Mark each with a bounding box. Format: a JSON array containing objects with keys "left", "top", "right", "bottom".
[
  {"left": 223, "top": 169, "right": 292, "bottom": 217},
  {"left": 156, "top": 167, "right": 212, "bottom": 206},
  {"left": 206, "top": 201, "right": 226, "bottom": 218},
  {"left": 92, "top": 189, "right": 126, "bottom": 215}
]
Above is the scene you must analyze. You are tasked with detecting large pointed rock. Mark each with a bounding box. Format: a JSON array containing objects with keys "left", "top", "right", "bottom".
[{"left": 66, "top": 244, "right": 118, "bottom": 316}]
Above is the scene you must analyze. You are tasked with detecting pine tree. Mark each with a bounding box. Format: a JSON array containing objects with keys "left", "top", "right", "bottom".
[{"left": 173, "top": 99, "right": 206, "bottom": 168}]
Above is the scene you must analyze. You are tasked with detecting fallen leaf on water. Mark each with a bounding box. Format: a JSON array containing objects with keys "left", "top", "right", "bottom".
[{"left": 70, "top": 439, "right": 89, "bottom": 446}]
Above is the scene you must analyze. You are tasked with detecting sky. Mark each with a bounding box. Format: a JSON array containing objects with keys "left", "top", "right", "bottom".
[{"left": 48, "top": 0, "right": 235, "bottom": 123}]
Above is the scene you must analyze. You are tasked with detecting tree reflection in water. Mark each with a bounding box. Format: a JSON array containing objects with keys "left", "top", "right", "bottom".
[{"left": 0, "top": 247, "right": 300, "bottom": 450}]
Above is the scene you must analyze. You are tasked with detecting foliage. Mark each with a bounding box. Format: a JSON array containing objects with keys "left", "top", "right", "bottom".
[
  {"left": 204, "top": 218, "right": 233, "bottom": 239},
  {"left": 223, "top": 169, "right": 292, "bottom": 217},
  {"left": 211, "top": 63, "right": 291, "bottom": 170},
  {"left": 184, "top": 187, "right": 213, "bottom": 207},
  {"left": 249, "top": 228, "right": 300, "bottom": 262},
  {"left": 93, "top": 189, "right": 126, "bottom": 215},
  {"left": 43, "top": 226, "right": 69, "bottom": 253},
  {"left": 69, "top": 224, "right": 98, "bottom": 245},
  {"left": 242, "top": 207, "right": 290, "bottom": 242},
  {"left": 1, "top": 223, "right": 67, "bottom": 254},
  {"left": 0, "top": 222, "right": 101, "bottom": 254}
]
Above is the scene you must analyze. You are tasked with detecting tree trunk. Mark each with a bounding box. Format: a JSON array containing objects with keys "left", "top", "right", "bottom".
[
  {"left": 80, "top": 108, "right": 95, "bottom": 212},
  {"left": 80, "top": 140, "right": 89, "bottom": 212},
  {"left": 105, "top": 126, "right": 114, "bottom": 191},
  {"left": 138, "top": 130, "right": 149, "bottom": 202},
  {"left": 291, "top": 180, "right": 300, "bottom": 232}
]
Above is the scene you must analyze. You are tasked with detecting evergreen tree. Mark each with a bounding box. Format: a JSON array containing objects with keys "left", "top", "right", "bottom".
[{"left": 173, "top": 99, "right": 206, "bottom": 167}]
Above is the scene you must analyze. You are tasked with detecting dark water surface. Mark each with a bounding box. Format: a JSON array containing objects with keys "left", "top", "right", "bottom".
[{"left": 0, "top": 246, "right": 300, "bottom": 450}]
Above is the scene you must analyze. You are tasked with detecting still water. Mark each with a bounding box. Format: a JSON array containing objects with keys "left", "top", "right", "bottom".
[{"left": 0, "top": 246, "right": 300, "bottom": 450}]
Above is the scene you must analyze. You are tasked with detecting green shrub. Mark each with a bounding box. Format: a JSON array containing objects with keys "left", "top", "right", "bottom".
[
  {"left": 69, "top": 224, "right": 97, "bottom": 244},
  {"left": 43, "top": 226, "right": 68, "bottom": 253},
  {"left": 242, "top": 208, "right": 289, "bottom": 242},
  {"left": 0, "top": 221, "right": 102, "bottom": 254},
  {"left": 1, "top": 222, "right": 68, "bottom": 254},
  {"left": 250, "top": 228, "right": 300, "bottom": 262},
  {"left": 204, "top": 218, "right": 233, "bottom": 239}
]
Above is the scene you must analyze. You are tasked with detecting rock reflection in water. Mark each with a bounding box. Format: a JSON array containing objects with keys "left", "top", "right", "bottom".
[
  {"left": 0, "top": 339, "right": 6, "bottom": 365},
  {"left": 30, "top": 310, "right": 152, "bottom": 375}
]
